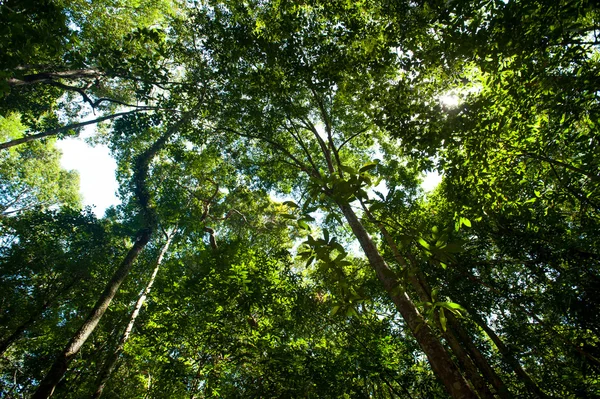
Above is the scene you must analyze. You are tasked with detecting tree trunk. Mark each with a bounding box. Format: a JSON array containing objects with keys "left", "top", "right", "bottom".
[
  {"left": 32, "top": 113, "right": 191, "bottom": 398},
  {"left": 411, "top": 269, "right": 511, "bottom": 399},
  {"left": 32, "top": 229, "right": 152, "bottom": 399},
  {"left": 338, "top": 203, "right": 478, "bottom": 399},
  {"left": 365, "top": 204, "right": 509, "bottom": 399},
  {"left": 471, "top": 314, "right": 549, "bottom": 399},
  {"left": 0, "top": 277, "right": 81, "bottom": 356},
  {"left": 0, "top": 317, "right": 36, "bottom": 356},
  {"left": 401, "top": 262, "right": 495, "bottom": 399},
  {"left": 446, "top": 311, "right": 511, "bottom": 399},
  {"left": 92, "top": 230, "right": 175, "bottom": 398}
]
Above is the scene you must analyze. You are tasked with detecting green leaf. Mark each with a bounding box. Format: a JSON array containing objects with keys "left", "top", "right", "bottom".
[
  {"left": 340, "top": 165, "right": 357, "bottom": 175},
  {"left": 297, "top": 220, "right": 310, "bottom": 230},
  {"left": 359, "top": 161, "right": 378, "bottom": 173},
  {"left": 440, "top": 302, "right": 467, "bottom": 316},
  {"left": 417, "top": 237, "right": 431, "bottom": 250},
  {"left": 441, "top": 241, "right": 465, "bottom": 253},
  {"left": 439, "top": 308, "right": 447, "bottom": 332},
  {"left": 305, "top": 255, "right": 315, "bottom": 267},
  {"left": 282, "top": 200, "right": 299, "bottom": 208}
]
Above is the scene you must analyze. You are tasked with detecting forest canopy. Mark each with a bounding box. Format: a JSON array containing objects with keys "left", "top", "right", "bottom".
[{"left": 0, "top": 0, "right": 599, "bottom": 398}]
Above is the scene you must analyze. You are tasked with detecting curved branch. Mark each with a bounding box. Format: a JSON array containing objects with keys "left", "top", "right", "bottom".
[
  {"left": 0, "top": 108, "right": 163, "bottom": 150},
  {"left": 337, "top": 128, "right": 368, "bottom": 153},
  {"left": 284, "top": 117, "right": 321, "bottom": 178}
]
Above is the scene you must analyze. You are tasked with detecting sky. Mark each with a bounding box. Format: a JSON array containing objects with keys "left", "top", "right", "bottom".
[{"left": 57, "top": 134, "right": 120, "bottom": 216}]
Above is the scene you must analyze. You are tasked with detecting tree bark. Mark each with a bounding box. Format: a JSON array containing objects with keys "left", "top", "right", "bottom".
[
  {"left": 364, "top": 203, "right": 510, "bottom": 399},
  {"left": 92, "top": 230, "right": 175, "bottom": 398},
  {"left": 32, "top": 229, "right": 152, "bottom": 399},
  {"left": 338, "top": 203, "right": 478, "bottom": 399}
]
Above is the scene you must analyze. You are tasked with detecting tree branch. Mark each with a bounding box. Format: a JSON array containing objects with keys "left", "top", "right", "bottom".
[{"left": 0, "top": 108, "right": 165, "bottom": 150}]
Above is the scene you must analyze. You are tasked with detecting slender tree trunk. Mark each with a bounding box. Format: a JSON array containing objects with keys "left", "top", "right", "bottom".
[
  {"left": 471, "top": 314, "right": 550, "bottom": 399},
  {"left": 446, "top": 312, "right": 512, "bottom": 399},
  {"left": 32, "top": 229, "right": 152, "bottom": 399},
  {"left": 92, "top": 230, "right": 175, "bottom": 398},
  {"left": 364, "top": 204, "right": 510, "bottom": 399},
  {"left": 338, "top": 203, "right": 478, "bottom": 399},
  {"left": 0, "top": 109, "right": 153, "bottom": 150},
  {"left": 0, "top": 317, "right": 36, "bottom": 356},
  {"left": 411, "top": 268, "right": 511, "bottom": 399},
  {"left": 391, "top": 250, "right": 495, "bottom": 399},
  {"left": 32, "top": 112, "right": 192, "bottom": 399}
]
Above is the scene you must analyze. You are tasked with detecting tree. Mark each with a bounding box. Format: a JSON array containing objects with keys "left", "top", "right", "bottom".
[
  {"left": 0, "top": 113, "right": 80, "bottom": 215},
  {"left": 32, "top": 112, "right": 192, "bottom": 398},
  {"left": 0, "top": 207, "right": 128, "bottom": 393},
  {"left": 1, "top": 1, "right": 599, "bottom": 398},
  {"left": 0, "top": 0, "right": 184, "bottom": 150}
]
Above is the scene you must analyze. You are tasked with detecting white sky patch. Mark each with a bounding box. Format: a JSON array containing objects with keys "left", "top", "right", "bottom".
[
  {"left": 422, "top": 171, "right": 442, "bottom": 192},
  {"left": 57, "top": 126, "right": 120, "bottom": 216},
  {"left": 371, "top": 178, "right": 389, "bottom": 198}
]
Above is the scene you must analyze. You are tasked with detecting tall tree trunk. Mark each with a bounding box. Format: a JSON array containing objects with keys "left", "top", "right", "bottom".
[
  {"left": 32, "top": 113, "right": 192, "bottom": 398},
  {"left": 92, "top": 230, "right": 175, "bottom": 398},
  {"left": 471, "top": 314, "right": 550, "bottom": 399},
  {"left": 32, "top": 229, "right": 152, "bottom": 399},
  {"left": 446, "top": 311, "right": 511, "bottom": 399},
  {"left": 0, "top": 316, "right": 36, "bottom": 356},
  {"left": 338, "top": 203, "right": 478, "bottom": 399},
  {"left": 385, "top": 244, "right": 494, "bottom": 398},
  {"left": 411, "top": 268, "right": 511, "bottom": 399},
  {"left": 363, "top": 203, "right": 510, "bottom": 399}
]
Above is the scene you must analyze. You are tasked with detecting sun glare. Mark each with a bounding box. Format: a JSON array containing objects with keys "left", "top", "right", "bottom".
[{"left": 439, "top": 93, "right": 461, "bottom": 108}]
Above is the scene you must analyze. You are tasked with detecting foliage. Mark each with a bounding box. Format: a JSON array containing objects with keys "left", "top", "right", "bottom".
[
  {"left": 0, "top": 113, "right": 80, "bottom": 215},
  {"left": 1, "top": 1, "right": 599, "bottom": 398}
]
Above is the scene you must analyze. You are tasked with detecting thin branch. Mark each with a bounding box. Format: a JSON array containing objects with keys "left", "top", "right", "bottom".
[
  {"left": 7, "top": 69, "right": 104, "bottom": 86},
  {"left": 297, "top": 115, "right": 334, "bottom": 173},
  {"left": 217, "top": 126, "right": 317, "bottom": 178},
  {"left": 338, "top": 128, "right": 368, "bottom": 153},
  {"left": 284, "top": 117, "right": 321, "bottom": 178},
  {"left": 548, "top": 162, "right": 600, "bottom": 211},
  {"left": 520, "top": 151, "right": 600, "bottom": 183},
  {"left": 47, "top": 80, "right": 156, "bottom": 111},
  {"left": 309, "top": 88, "right": 343, "bottom": 175}
]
